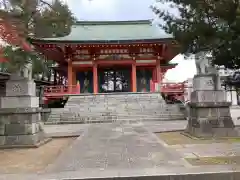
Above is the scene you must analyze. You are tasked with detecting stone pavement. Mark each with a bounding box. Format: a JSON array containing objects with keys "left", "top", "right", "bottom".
[
  {"left": 2, "top": 120, "right": 240, "bottom": 179},
  {"left": 44, "top": 120, "right": 187, "bottom": 136},
  {"left": 1, "top": 106, "right": 240, "bottom": 179},
  {"left": 45, "top": 122, "right": 188, "bottom": 173},
  {"left": 44, "top": 124, "right": 89, "bottom": 137},
  {"left": 174, "top": 143, "right": 240, "bottom": 158}
]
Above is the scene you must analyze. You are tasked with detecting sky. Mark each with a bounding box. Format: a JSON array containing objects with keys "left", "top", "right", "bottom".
[
  {"left": 63, "top": 0, "right": 156, "bottom": 21},
  {"left": 0, "top": 0, "right": 195, "bottom": 82},
  {"left": 60, "top": 0, "right": 195, "bottom": 82}
]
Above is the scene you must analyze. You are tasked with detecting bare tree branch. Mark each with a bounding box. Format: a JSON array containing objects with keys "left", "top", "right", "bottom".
[{"left": 39, "top": 0, "right": 53, "bottom": 9}]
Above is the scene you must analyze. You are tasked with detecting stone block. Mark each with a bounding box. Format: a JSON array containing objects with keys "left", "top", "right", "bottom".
[
  {"left": 212, "top": 128, "right": 229, "bottom": 137},
  {"left": 4, "top": 123, "right": 42, "bottom": 135},
  {"left": 222, "top": 117, "right": 235, "bottom": 128},
  {"left": 186, "top": 99, "right": 238, "bottom": 138},
  {"left": 0, "top": 132, "right": 45, "bottom": 146},
  {"left": 0, "top": 108, "right": 48, "bottom": 147},
  {"left": 193, "top": 74, "right": 221, "bottom": 91},
  {"left": 0, "top": 96, "right": 39, "bottom": 108},
  {"left": 194, "top": 107, "right": 231, "bottom": 120},
  {"left": 0, "top": 110, "right": 41, "bottom": 124},
  {"left": 6, "top": 79, "right": 36, "bottom": 97},
  {"left": 0, "top": 125, "right": 5, "bottom": 135},
  {"left": 191, "top": 90, "right": 226, "bottom": 103},
  {"left": 193, "top": 75, "right": 215, "bottom": 90}
]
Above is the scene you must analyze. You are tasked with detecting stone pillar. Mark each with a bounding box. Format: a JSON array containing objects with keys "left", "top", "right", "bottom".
[
  {"left": 185, "top": 74, "right": 239, "bottom": 138},
  {"left": 131, "top": 63, "right": 137, "bottom": 92},
  {"left": 93, "top": 64, "right": 98, "bottom": 94},
  {"left": 0, "top": 75, "right": 49, "bottom": 148}
]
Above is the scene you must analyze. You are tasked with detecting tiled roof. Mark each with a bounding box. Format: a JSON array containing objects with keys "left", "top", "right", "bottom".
[{"left": 31, "top": 20, "right": 172, "bottom": 43}]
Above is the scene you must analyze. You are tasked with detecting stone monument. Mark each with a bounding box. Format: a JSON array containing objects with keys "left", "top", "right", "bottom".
[
  {"left": 0, "top": 65, "right": 50, "bottom": 148},
  {"left": 185, "top": 52, "right": 239, "bottom": 138}
]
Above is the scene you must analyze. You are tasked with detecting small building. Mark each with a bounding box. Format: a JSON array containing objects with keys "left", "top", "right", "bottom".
[{"left": 29, "top": 20, "right": 179, "bottom": 94}]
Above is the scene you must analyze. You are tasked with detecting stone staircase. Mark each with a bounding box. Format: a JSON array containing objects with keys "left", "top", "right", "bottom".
[{"left": 46, "top": 92, "right": 186, "bottom": 124}]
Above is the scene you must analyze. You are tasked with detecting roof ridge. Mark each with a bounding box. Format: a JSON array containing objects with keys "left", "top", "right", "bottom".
[{"left": 75, "top": 20, "right": 152, "bottom": 26}]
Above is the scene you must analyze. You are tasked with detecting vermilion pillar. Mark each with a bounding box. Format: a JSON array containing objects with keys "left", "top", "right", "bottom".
[
  {"left": 67, "top": 59, "right": 73, "bottom": 93},
  {"left": 93, "top": 64, "right": 98, "bottom": 94},
  {"left": 156, "top": 59, "right": 161, "bottom": 83},
  {"left": 131, "top": 63, "right": 137, "bottom": 92},
  {"left": 152, "top": 68, "right": 157, "bottom": 82},
  {"left": 72, "top": 70, "right": 77, "bottom": 85}
]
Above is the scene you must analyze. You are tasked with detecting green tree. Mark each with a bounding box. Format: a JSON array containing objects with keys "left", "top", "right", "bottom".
[
  {"left": 34, "top": 0, "right": 75, "bottom": 38},
  {"left": 151, "top": 0, "right": 240, "bottom": 69},
  {"left": 0, "top": 0, "right": 75, "bottom": 78}
]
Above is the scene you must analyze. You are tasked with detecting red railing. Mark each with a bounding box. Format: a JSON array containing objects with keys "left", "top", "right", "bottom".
[
  {"left": 44, "top": 85, "right": 80, "bottom": 98},
  {"left": 150, "top": 80, "right": 156, "bottom": 92},
  {"left": 150, "top": 80, "right": 186, "bottom": 93},
  {"left": 161, "top": 83, "right": 185, "bottom": 93},
  {"left": 43, "top": 82, "right": 189, "bottom": 98}
]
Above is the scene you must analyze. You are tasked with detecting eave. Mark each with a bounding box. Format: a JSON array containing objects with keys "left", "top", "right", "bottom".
[{"left": 27, "top": 37, "right": 176, "bottom": 45}]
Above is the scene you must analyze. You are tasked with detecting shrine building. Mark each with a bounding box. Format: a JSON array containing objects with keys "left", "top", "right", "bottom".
[{"left": 29, "top": 20, "right": 179, "bottom": 94}]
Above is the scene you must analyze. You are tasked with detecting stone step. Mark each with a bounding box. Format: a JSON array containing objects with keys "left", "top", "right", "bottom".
[
  {"left": 46, "top": 116, "right": 185, "bottom": 124},
  {"left": 48, "top": 116, "right": 60, "bottom": 119},
  {"left": 60, "top": 112, "right": 183, "bottom": 116},
  {"left": 46, "top": 93, "right": 185, "bottom": 124},
  {"left": 64, "top": 105, "right": 180, "bottom": 109},
  {"left": 58, "top": 114, "right": 185, "bottom": 121},
  {"left": 59, "top": 113, "right": 184, "bottom": 118}
]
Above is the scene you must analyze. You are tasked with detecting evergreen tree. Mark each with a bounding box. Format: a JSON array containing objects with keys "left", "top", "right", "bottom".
[
  {"left": 151, "top": 0, "right": 240, "bottom": 69},
  {"left": 0, "top": 0, "right": 75, "bottom": 78}
]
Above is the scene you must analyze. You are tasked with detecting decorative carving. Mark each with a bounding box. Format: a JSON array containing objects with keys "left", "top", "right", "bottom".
[
  {"left": 139, "top": 48, "right": 154, "bottom": 53},
  {"left": 195, "top": 52, "right": 218, "bottom": 75},
  {"left": 12, "top": 83, "right": 21, "bottom": 93},
  {"left": 22, "top": 62, "right": 32, "bottom": 80},
  {"left": 75, "top": 49, "right": 89, "bottom": 55},
  {"left": 206, "top": 79, "right": 214, "bottom": 86},
  {"left": 105, "top": 54, "right": 121, "bottom": 60}
]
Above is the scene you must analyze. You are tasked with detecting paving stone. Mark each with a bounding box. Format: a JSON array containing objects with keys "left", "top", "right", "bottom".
[
  {"left": 45, "top": 122, "right": 186, "bottom": 173},
  {"left": 176, "top": 143, "right": 240, "bottom": 158}
]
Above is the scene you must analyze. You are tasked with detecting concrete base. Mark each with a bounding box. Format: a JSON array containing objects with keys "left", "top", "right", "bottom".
[
  {"left": 185, "top": 101, "right": 239, "bottom": 138},
  {"left": 0, "top": 108, "right": 49, "bottom": 148},
  {"left": 0, "top": 96, "right": 39, "bottom": 108},
  {"left": 185, "top": 74, "right": 239, "bottom": 138}
]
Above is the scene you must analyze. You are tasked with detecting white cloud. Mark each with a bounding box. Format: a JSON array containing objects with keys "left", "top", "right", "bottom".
[{"left": 163, "top": 54, "right": 196, "bottom": 83}]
